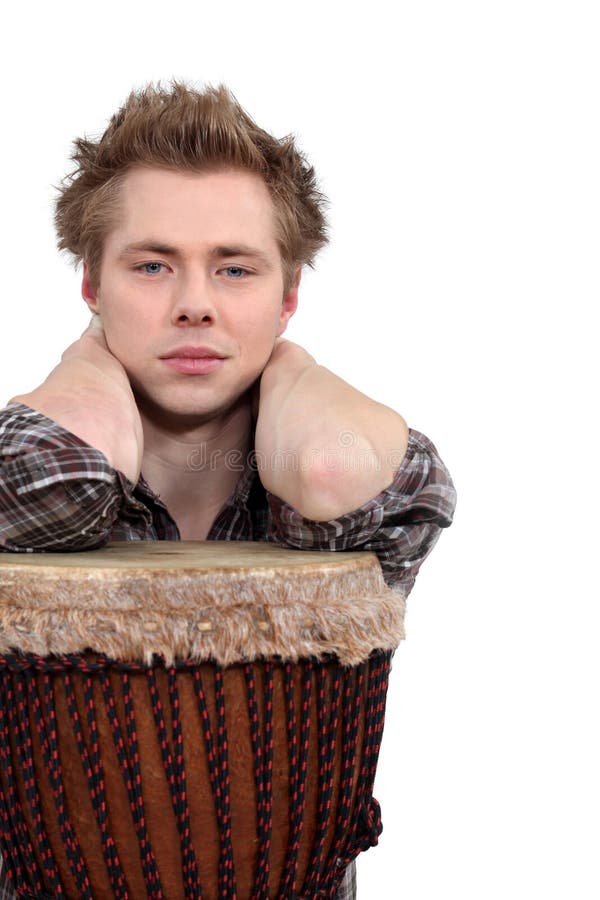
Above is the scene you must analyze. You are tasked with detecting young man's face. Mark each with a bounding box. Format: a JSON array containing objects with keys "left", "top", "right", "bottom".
[{"left": 82, "top": 166, "right": 298, "bottom": 425}]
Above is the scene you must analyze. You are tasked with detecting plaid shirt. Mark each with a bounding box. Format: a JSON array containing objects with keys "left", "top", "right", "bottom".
[{"left": 0, "top": 402, "right": 456, "bottom": 898}]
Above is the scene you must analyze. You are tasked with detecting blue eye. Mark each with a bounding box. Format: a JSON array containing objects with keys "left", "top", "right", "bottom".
[
  {"left": 138, "top": 262, "right": 164, "bottom": 275},
  {"left": 224, "top": 266, "right": 248, "bottom": 278}
]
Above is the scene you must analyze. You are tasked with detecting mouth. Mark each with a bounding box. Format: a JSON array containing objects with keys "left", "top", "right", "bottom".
[
  {"left": 160, "top": 346, "right": 227, "bottom": 360},
  {"left": 160, "top": 347, "right": 227, "bottom": 376},
  {"left": 161, "top": 357, "right": 226, "bottom": 375}
]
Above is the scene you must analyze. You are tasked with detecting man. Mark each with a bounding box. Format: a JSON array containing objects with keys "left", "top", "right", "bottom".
[{"left": 0, "top": 81, "right": 456, "bottom": 899}]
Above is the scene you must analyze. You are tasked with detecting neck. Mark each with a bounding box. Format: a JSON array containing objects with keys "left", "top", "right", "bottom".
[{"left": 139, "top": 398, "right": 253, "bottom": 520}]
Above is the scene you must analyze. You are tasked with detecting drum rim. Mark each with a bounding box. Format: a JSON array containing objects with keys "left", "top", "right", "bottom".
[{"left": 0, "top": 542, "right": 406, "bottom": 666}]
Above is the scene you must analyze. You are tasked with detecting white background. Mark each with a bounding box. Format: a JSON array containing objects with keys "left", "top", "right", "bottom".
[{"left": 1, "top": 2, "right": 598, "bottom": 897}]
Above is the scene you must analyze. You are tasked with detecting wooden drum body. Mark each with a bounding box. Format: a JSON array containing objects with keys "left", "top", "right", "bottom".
[{"left": 0, "top": 542, "right": 405, "bottom": 899}]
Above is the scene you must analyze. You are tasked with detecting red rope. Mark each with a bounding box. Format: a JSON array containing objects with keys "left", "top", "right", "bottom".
[{"left": 0, "top": 651, "right": 392, "bottom": 898}]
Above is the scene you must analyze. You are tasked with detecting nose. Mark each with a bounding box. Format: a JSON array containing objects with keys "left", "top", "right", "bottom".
[{"left": 170, "top": 271, "right": 217, "bottom": 326}]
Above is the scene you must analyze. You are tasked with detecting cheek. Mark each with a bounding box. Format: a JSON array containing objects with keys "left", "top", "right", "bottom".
[
  {"left": 97, "top": 291, "right": 153, "bottom": 359},
  {"left": 101, "top": 305, "right": 130, "bottom": 340},
  {"left": 239, "top": 315, "right": 281, "bottom": 362},
  {"left": 243, "top": 300, "right": 285, "bottom": 339},
  {"left": 98, "top": 314, "right": 145, "bottom": 375}
]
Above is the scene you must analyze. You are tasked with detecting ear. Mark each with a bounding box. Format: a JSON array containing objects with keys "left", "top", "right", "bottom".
[
  {"left": 81, "top": 261, "right": 100, "bottom": 314},
  {"left": 276, "top": 267, "right": 301, "bottom": 337}
]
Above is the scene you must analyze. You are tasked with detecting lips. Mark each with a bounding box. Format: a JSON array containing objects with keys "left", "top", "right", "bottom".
[
  {"left": 160, "top": 346, "right": 228, "bottom": 375},
  {"left": 160, "top": 346, "right": 226, "bottom": 360}
]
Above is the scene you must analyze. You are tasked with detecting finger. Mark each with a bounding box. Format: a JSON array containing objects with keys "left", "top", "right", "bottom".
[
  {"left": 81, "top": 313, "right": 103, "bottom": 337},
  {"left": 88, "top": 313, "right": 103, "bottom": 330},
  {"left": 78, "top": 313, "right": 103, "bottom": 338},
  {"left": 81, "top": 315, "right": 110, "bottom": 351},
  {"left": 250, "top": 378, "right": 261, "bottom": 421}
]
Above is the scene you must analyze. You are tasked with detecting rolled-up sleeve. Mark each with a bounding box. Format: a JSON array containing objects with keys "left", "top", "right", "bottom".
[
  {"left": 0, "top": 403, "right": 150, "bottom": 552},
  {"left": 266, "top": 428, "right": 456, "bottom": 593}
]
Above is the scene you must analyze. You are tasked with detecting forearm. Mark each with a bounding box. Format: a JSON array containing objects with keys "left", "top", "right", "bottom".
[
  {"left": 8, "top": 316, "right": 144, "bottom": 485},
  {"left": 11, "top": 375, "right": 139, "bottom": 483},
  {"left": 0, "top": 403, "right": 124, "bottom": 551},
  {"left": 255, "top": 343, "right": 409, "bottom": 520}
]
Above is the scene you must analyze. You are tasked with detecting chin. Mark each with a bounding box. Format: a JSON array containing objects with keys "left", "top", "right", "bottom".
[{"left": 134, "top": 383, "right": 252, "bottom": 426}]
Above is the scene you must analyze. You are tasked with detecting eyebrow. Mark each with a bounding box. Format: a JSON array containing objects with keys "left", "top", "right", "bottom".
[{"left": 117, "top": 240, "right": 275, "bottom": 269}]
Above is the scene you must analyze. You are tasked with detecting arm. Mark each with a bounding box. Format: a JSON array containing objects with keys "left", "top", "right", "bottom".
[
  {"left": 9, "top": 315, "right": 143, "bottom": 485},
  {"left": 1, "top": 316, "right": 146, "bottom": 552},
  {"left": 266, "top": 426, "right": 457, "bottom": 593},
  {"left": 0, "top": 403, "right": 147, "bottom": 552},
  {"left": 254, "top": 339, "right": 409, "bottom": 521}
]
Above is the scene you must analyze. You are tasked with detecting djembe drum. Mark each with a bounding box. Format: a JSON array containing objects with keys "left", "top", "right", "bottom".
[{"left": 0, "top": 542, "right": 405, "bottom": 899}]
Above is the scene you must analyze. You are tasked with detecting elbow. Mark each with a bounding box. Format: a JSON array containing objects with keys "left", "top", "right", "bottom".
[
  {"left": 290, "top": 457, "right": 387, "bottom": 521},
  {"left": 0, "top": 523, "right": 111, "bottom": 553}
]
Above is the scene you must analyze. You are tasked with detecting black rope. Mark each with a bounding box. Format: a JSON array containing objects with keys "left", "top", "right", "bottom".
[
  {"left": 324, "top": 663, "right": 364, "bottom": 881},
  {"left": 192, "top": 666, "right": 238, "bottom": 898},
  {"left": 100, "top": 670, "right": 163, "bottom": 898},
  {"left": 13, "top": 671, "right": 63, "bottom": 894},
  {"left": 27, "top": 673, "right": 93, "bottom": 897},
  {"left": 147, "top": 667, "right": 202, "bottom": 897},
  {"left": 244, "top": 660, "right": 275, "bottom": 900},
  {"left": 0, "top": 676, "right": 42, "bottom": 892},
  {"left": 63, "top": 672, "right": 128, "bottom": 896},
  {"left": 0, "top": 650, "right": 393, "bottom": 899},
  {"left": 277, "top": 659, "right": 313, "bottom": 898},
  {"left": 302, "top": 662, "right": 343, "bottom": 897}
]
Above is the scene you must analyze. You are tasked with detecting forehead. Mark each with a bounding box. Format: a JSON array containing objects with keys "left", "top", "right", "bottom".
[{"left": 106, "top": 166, "right": 280, "bottom": 256}]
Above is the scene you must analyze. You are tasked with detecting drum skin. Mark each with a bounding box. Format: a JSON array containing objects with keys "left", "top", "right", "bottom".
[{"left": 0, "top": 542, "right": 403, "bottom": 899}]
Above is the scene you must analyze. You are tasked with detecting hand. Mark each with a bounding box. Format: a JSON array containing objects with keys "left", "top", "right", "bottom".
[
  {"left": 10, "top": 314, "right": 144, "bottom": 484},
  {"left": 254, "top": 338, "right": 319, "bottom": 500},
  {"left": 261, "top": 338, "right": 317, "bottom": 379},
  {"left": 248, "top": 340, "right": 316, "bottom": 425},
  {"left": 254, "top": 337, "right": 408, "bottom": 520}
]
